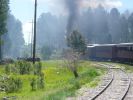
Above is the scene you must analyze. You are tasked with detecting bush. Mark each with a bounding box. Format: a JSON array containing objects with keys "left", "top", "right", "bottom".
[
  {"left": 88, "top": 69, "right": 99, "bottom": 77},
  {"left": 71, "top": 79, "right": 81, "bottom": 89},
  {"left": 41, "top": 45, "right": 53, "bottom": 60},
  {"left": 37, "top": 72, "right": 45, "bottom": 89},
  {"left": 5, "top": 61, "right": 43, "bottom": 76},
  {"left": 5, "top": 64, "right": 18, "bottom": 74},
  {"left": 30, "top": 72, "right": 45, "bottom": 91},
  {"left": 30, "top": 78, "right": 37, "bottom": 91},
  {"left": 34, "top": 62, "right": 42, "bottom": 75},
  {"left": 16, "top": 61, "right": 33, "bottom": 75},
  {"left": 5, "top": 64, "right": 11, "bottom": 74},
  {"left": 74, "top": 80, "right": 80, "bottom": 89},
  {"left": 5, "top": 77, "right": 23, "bottom": 93}
]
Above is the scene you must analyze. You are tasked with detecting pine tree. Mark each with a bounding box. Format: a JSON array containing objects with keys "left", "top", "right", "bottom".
[
  {"left": 0, "top": 0, "right": 9, "bottom": 60},
  {"left": 67, "top": 30, "right": 86, "bottom": 54}
]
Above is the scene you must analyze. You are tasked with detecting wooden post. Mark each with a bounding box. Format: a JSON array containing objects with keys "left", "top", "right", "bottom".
[{"left": 33, "top": 0, "right": 37, "bottom": 64}]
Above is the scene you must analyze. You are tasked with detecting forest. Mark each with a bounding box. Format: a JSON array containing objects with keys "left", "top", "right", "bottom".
[{"left": 2, "top": 5, "right": 133, "bottom": 59}]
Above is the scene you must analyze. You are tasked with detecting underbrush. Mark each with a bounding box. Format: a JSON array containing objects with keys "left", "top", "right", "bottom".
[{"left": 0, "top": 60, "right": 106, "bottom": 100}]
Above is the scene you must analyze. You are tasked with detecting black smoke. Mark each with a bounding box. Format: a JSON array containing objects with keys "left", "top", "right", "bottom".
[{"left": 65, "top": 0, "right": 80, "bottom": 34}]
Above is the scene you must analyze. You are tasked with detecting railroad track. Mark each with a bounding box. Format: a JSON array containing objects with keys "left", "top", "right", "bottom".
[
  {"left": 123, "top": 72, "right": 133, "bottom": 100},
  {"left": 75, "top": 63, "right": 131, "bottom": 100},
  {"left": 92, "top": 63, "right": 131, "bottom": 100},
  {"left": 89, "top": 68, "right": 114, "bottom": 100}
]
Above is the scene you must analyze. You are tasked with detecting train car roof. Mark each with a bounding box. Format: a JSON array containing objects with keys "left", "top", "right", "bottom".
[
  {"left": 87, "top": 44, "right": 116, "bottom": 47},
  {"left": 117, "top": 43, "right": 133, "bottom": 46},
  {"left": 87, "top": 43, "right": 133, "bottom": 47}
]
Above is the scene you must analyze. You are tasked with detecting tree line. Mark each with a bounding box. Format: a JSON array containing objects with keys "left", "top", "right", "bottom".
[
  {"left": 1, "top": 1, "right": 133, "bottom": 59},
  {"left": 79, "top": 6, "right": 131, "bottom": 44},
  {"left": 2, "top": 14, "right": 24, "bottom": 58},
  {"left": 0, "top": 0, "right": 24, "bottom": 59},
  {"left": 0, "top": 0, "right": 9, "bottom": 60},
  {"left": 36, "top": 6, "right": 133, "bottom": 49},
  {"left": 36, "top": 6, "right": 133, "bottom": 60}
]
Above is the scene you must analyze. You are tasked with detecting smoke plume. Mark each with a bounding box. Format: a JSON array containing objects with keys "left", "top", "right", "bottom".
[
  {"left": 64, "top": 0, "right": 122, "bottom": 34},
  {"left": 81, "top": 0, "right": 122, "bottom": 9},
  {"left": 65, "top": 0, "right": 81, "bottom": 34}
]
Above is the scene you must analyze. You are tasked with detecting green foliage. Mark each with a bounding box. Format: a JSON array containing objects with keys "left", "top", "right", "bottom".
[
  {"left": 5, "top": 64, "right": 18, "bottom": 74},
  {"left": 88, "top": 68, "right": 100, "bottom": 77},
  {"left": 30, "top": 78, "right": 37, "bottom": 91},
  {"left": 41, "top": 45, "right": 53, "bottom": 60},
  {"left": 0, "top": 0, "right": 9, "bottom": 35},
  {"left": 34, "top": 62, "right": 42, "bottom": 75},
  {"left": 5, "top": 64, "right": 11, "bottom": 74},
  {"left": 5, "top": 77, "right": 23, "bottom": 93},
  {"left": 0, "top": 61, "right": 105, "bottom": 100},
  {"left": 0, "top": 0, "right": 9, "bottom": 60},
  {"left": 72, "top": 79, "right": 81, "bottom": 89},
  {"left": 37, "top": 73, "right": 45, "bottom": 89},
  {"left": 16, "top": 61, "right": 33, "bottom": 75},
  {"left": 30, "top": 73, "right": 45, "bottom": 91},
  {"left": 3, "top": 61, "right": 45, "bottom": 93},
  {"left": 67, "top": 30, "right": 87, "bottom": 54}
]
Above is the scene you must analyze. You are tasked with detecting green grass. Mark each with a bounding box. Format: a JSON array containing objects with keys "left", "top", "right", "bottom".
[
  {"left": 92, "top": 61, "right": 133, "bottom": 73},
  {"left": 0, "top": 60, "right": 106, "bottom": 100},
  {"left": 113, "top": 63, "right": 133, "bottom": 73}
]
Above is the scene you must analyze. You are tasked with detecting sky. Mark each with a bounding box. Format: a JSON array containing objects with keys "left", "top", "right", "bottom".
[{"left": 9, "top": 0, "right": 133, "bottom": 43}]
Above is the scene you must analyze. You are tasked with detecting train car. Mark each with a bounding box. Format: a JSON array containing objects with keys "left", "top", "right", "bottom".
[
  {"left": 94, "top": 44, "right": 117, "bottom": 60},
  {"left": 116, "top": 43, "right": 133, "bottom": 62},
  {"left": 87, "top": 45, "right": 96, "bottom": 59},
  {"left": 87, "top": 44, "right": 117, "bottom": 61},
  {"left": 87, "top": 43, "right": 133, "bottom": 63}
]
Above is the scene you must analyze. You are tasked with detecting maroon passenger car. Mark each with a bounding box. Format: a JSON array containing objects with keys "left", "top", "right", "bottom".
[{"left": 87, "top": 43, "right": 133, "bottom": 62}]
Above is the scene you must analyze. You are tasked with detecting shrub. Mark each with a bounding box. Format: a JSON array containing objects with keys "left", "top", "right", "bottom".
[
  {"left": 5, "top": 77, "right": 23, "bottom": 93},
  {"left": 14, "top": 78, "right": 23, "bottom": 90},
  {"left": 63, "top": 50, "right": 80, "bottom": 78},
  {"left": 37, "top": 72, "right": 45, "bottom": 89},
  {"left": 5, "top": 64, "right": 18, "bottom": 74},
  {"left": 88, "top": 69, "right": 99, "bottom": 77},
  {"left": 16, "top": 61, "right": 33, "bottom": 75},
  {"left": 30, "top": 78, "right": 37, "bottom": 91},
  {"left": 41, "top": 45, "right": 53, "bottom": 60},
  {"left": 5, "top": 64, "right": 11, "bottom": 74},
  {"left": 24, "top": 62, "right": 32, "bottom": 74},
  {"left": 72, "top": 79, "right": 81, "bottom": 89},
  {"left": 34, "top": 62, "right": 42, "bottom": 75}
]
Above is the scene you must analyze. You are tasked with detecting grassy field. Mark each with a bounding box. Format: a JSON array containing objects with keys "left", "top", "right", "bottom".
[
  {"left": 93, "top": 61, "right": 133, "bottom": 73},
  {"left": 0, "top": 60, "right": 106, "bottom": 100},
  {"left": 112, "top": 62, "right": 133, "bottom": 73}
]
